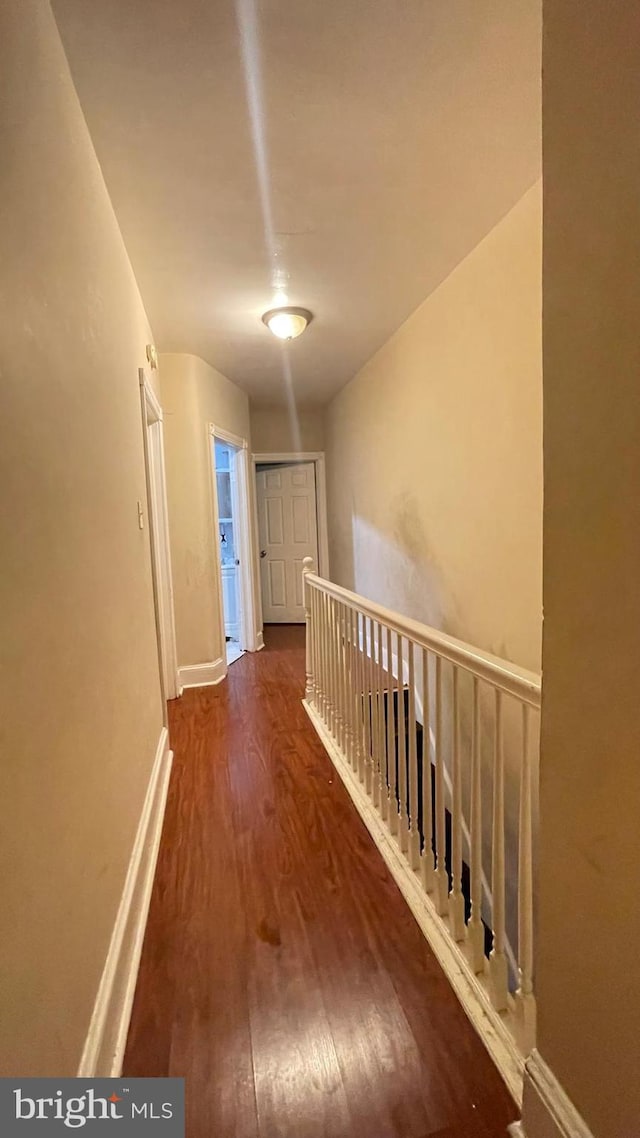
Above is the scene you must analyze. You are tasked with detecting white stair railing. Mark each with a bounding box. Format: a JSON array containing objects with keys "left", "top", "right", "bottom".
[{"left": 302, "top": 559, "right": 540, "bottom": 1100}]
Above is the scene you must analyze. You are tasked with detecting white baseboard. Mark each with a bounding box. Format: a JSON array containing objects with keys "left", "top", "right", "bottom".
[
  {"left": 255, "top": 630, "right": 265, "bottom": 651},
  {"left": 178, "top": 657, "right": 225, "bottom": 689},
  {"left": 518, "top": 1051, "right": 594, "bottom": 1138},
  {"left": 303, "top": 698, "right": 524, "bottom": 1107},
  {"left": 77, "top": 726, "right": 173, "bottom": 1077}
]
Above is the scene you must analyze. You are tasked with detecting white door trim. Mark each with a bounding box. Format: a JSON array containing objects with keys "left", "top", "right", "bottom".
[
  {"left": 251, "top": 451, "right": 330, "bottom": 579},
  {"left": 208, "top": 424, "right": 260, "bottom": 657},
  {"left": 139, "top": 369, "right": 179, "bottom": 703},
  {"left": 213, "top": 425, "right": 247, "bottom": 451}
]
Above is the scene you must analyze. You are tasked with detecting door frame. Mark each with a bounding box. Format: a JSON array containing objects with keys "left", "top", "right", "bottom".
[
  {"left": 139, "top": 368, "right": 179, "bottom": 704},
  {"left": 252, "top": 451, "right": 330, "bottom": 583},
  {"left": 208, "top": 424, "right": 260, "bottom": 657}
]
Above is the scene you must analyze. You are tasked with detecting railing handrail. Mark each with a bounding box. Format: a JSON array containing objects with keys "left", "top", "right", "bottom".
[{"left": 304, "top": 569, "right": 541, "bottom": 708}]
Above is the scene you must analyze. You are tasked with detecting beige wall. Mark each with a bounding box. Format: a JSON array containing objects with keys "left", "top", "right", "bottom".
[
  {"left": 250, "top": 405, "right": 325, "bottom": 454},
  {"left": 0, "top": 0, "right": 164, "bottom": 1075},
  {"left": 530, "top": 4, "right": 640, "bottom": 1136},
  {"left": 324, "top": 182, "right": 542, "bottom": 672},
  {"left": 160, "top": 353, "right": 250, "bottom": 667}
]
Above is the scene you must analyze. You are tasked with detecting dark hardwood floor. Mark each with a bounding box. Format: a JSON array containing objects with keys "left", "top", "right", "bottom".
[{"left": 124, "top": 625, "right": 518, "bottom": 1138}]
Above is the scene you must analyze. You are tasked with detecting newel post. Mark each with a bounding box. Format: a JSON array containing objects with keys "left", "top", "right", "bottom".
[{"left": 302, "top": 557, "right": 314, "bottom": 702}]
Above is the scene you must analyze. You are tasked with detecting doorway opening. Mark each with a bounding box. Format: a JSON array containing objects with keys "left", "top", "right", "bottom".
[
  {"left": 253, "top": 452, "right": 329, "bottom": 626},
  {"left": 214, "top": 438, "right": 244, "bottom": 665},
  {"left": 210, "top": 426, "right": 260, "bottom": 671}
]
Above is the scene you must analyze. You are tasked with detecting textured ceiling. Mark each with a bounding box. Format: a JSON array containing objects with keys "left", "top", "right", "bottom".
[{"left": 52, "top": 0, "right": 541, "bottom": 406}]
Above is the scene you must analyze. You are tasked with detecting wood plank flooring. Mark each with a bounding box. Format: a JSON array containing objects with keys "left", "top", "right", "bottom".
[{"left": 124, "top": 625, "right": 518, "bottom": 1138}]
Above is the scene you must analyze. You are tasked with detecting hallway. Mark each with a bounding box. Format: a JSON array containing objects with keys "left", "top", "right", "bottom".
[{"left": 124, "top": 627, "right": 516, "bottom": 1137}]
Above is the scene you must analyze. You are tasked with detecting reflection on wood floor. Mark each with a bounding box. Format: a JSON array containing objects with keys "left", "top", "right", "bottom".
[{"left": 124, "top": 625, "right": 518, "bottom": 1138}]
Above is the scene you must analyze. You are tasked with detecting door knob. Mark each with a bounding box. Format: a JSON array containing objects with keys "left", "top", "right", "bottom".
[{"left": 260, "top": 550, "right": 267, "bottom": 558}]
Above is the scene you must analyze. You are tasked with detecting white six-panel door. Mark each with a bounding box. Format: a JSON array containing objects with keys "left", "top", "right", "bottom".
[{"left": 256, "top": 462, "right": 319, "bottom": 623}]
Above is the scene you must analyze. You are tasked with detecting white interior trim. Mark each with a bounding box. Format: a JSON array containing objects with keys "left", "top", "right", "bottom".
[
  {"left": 517, "top": 1051, "right": 595, "bottom": 1138},
  {"left": 303, "top": 698, "right": 525, "bottom": 1107},
  {"left": 178, "top": 657, "right": 226, "bottom": 689},
  {"left": 252, "top": 450, "right": 330, "bottom": 590},
  {"left": 213, "top": 424, "right": 247, "bottom": 450},
  {"left": 250, "top": 468, "right": 265, "bottom": 640},
  {"left": 78, "top": 726, "right": 173, "bottom": 1076},
  {"left": 209, "top": 425, "right": 260, "bottom": 660},
  {"left": 139, "top": 368, "right": 179, "bottom": 703}
]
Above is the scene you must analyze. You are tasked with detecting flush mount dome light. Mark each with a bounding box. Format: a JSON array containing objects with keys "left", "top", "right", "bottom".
[{"left": 262, "top": 306, "right": 312, "bottom": 340}]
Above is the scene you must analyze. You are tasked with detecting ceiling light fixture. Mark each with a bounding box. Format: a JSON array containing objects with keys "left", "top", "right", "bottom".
[{"left": 262, "top": 306, "right": 312, "bottom": 341}]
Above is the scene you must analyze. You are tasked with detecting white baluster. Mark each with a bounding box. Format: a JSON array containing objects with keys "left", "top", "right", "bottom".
[
  {"left": 352, "top": 608, "right": 363, "bottom": 778},
  {"left": 319, "top": 589, "right": 326, "bottom": 716},
  {"left": 339, "top": 602, "right": 347, "bottom": 758},
  {"left": 322, "top": 594, "right": 328, "bottom": 720},
  {"left": 330, "top": 596, "right": 338, "bottom": 740},
  {"left": 420, "top": 648, "right": 435, "bottom": 893},
  {"left": 345, "top": 605, "right": 353, "bottom": 768},
  {"left": 343, "top": 600, "right": 348, "bottom": 760},
  {"left": 347, "top": 606, "right": 356, "bottom": 770},
  {"left": 337, "top": 599, "right": 345, "bottom": 751},
  {"left": 376, "top": 621, "right": 387, "bottom": 821},
  {"left": 314, "top": 589, "right": 321, "bottom": 711},
  {"left": 490, "top": 689, "right": 508, "bottom": 1011},
  {"left": 370, "top": 621, "right": 381, "bottom": 809},
  {"left": 309, "top": 586, "right": 317, "bottom": 709},
  {"left": 516, "top": 703, "right": 536, "bottom": 1050},
  {"left": 468, "top": 676, "right": 485, "bottom": 973},
  {"left": 345, "top": 605, "right": 354, "bottom": 767},
  {"left": 448, "top": 666, "right": 466, "bottom": 940},
  {"left": 433, "top": 656, "right": 448, "bottom": 915},
  {"left": 302, "top": 557, "right": 314, "bottom": 702},
  {"left": 334, "top": 600, "right": 342, "bottom": 751},
  {"left": 315, "top": 588, "right": 322, "bottom": 713},
  {"left": 334, "top": 600, "right": 342, "bottom": 745},
  {"left": 397, "top": 635, "right": 409, "bottom": 853},
  {"left": 356, "top": 611, "right": 366, "bottom": 783},
  {"left": 323, "top": 591, "right": 327, "bottom": 732},
  {"left": 363, "top": 616, "right": 373, "bottom": 794},
  {"left": 407, "top": 640, "right": 420, "bottom": 869},
  {"left": 386, "top": 626, "right": 398, "bottom": 835},
  {"left": 321, "top": 596, "right": 325, "bottom": 719}
]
